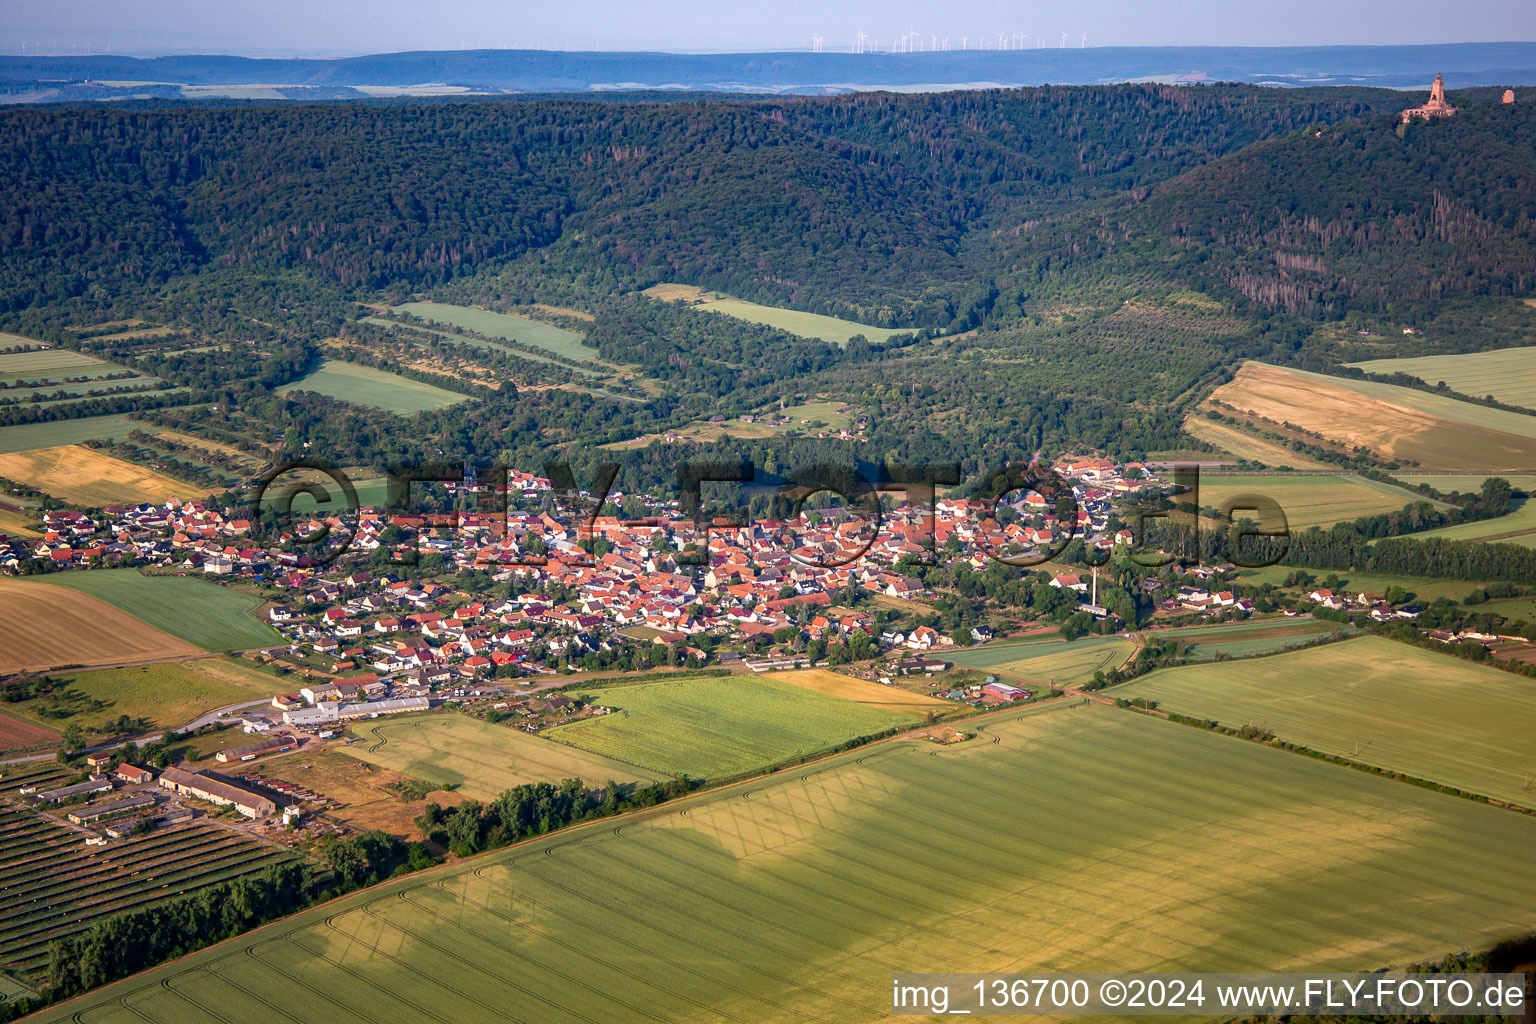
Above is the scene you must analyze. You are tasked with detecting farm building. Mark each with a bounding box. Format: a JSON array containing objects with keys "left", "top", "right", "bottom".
[
  {"left": 216, "top": 736, "right": 296, "bottom": 762},
  {"left": 336, "top": 696, "right": 431, "bottom": 719},
  {"left": 68, "top": 793, "right": 155, "bottom": 825},
  {"left": 114, "top": 764, "right": 153, "bottom": 785},
  {"left": 158, "top": 767, "right": 276, "bottom": 819},
  {"left": 982, "top": 682, "right": 1031, "bottom": 702},
  {"left": 35, "top": 778, "right": 113, "bottom": 803},
  {"left": 283, "top": 702, "right": 340, "bottom": 728}
]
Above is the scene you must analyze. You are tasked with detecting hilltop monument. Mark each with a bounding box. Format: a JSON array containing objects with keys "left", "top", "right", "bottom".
[
  {"left": 1401, "top": 73, "right": 1458, "bottom": 123},
  {"left": 1503, "top": 88, "right": 1516, "bottom": 104}
]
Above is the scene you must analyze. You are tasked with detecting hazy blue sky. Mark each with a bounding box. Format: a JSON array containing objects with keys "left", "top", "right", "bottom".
[{"left": 3, "top": 0, "right": 1533, "bottom": 57}]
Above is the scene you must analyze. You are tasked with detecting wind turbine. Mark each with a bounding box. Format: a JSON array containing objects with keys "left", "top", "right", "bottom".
[
  {"left": 1060, "top": 30, "right": 1067, "bottom": 49},
  {"left": 810, "top": 34, "right": 823, "bottom": 53},
  {"left": 1081, "top": 33, "right": 1087, "bottom": 48}
]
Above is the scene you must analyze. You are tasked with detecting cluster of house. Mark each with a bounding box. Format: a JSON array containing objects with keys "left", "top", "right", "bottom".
[
  {"left": 0, "top": 457, "right": 1177, "bottom": 689},
  {"left": 1304, "top": 588, "right": 1423, "bottom": 621}
]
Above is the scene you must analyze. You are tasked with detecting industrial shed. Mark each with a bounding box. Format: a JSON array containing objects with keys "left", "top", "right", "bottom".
[
  {"left": 158, "top": 767, "right": 276, "bottom": 819},
  {"left": 68, "top": 793, "right": 155, "bottom": 824},
  {"left": 216, "top": 736, "right": 296, "bottom": 763},
  {"left": 35, "top": 778, "right": 113, "bottom": 803}
]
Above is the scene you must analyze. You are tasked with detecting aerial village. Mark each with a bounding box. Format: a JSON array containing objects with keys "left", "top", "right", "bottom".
[{"left": 3, "top": 452, "right": 1504, "bottom": 732}]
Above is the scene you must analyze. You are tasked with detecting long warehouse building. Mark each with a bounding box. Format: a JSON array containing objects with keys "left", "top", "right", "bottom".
[{"left": 158, "top": 767, "right": 276, "bottom": 819}]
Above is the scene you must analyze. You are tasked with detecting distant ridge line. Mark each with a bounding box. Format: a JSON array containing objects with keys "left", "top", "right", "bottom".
[{"left": 2, "top": 42, "right": 1535, "bottom": 104}]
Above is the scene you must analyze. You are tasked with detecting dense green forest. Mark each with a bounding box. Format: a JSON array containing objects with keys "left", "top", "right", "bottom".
[
  {"left": 1017, "top": 99, "right": 1536, "bottom": 318},
  {"left": 1, "top": 84, "right": 1531, "bottom": 493},
  {"left": 0, "top": 85, "right": 1388, "bottom": 322}
]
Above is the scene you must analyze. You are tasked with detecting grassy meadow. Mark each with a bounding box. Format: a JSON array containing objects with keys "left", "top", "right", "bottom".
[
  {"left": 1347, "top": 346, "right": 1536, "bottom": 410},
  {"left": 31, "top": 706, "right": 1536, "bottom": 1024},
  {"left": 645, "top": 283, "right": 908, "bottom": 347},
  {"left": 544, "top": 675, "right": 913, "bottom": 778},
  {"left": 1140, "top": 617, "right": 1354, "bottom": 660},
  {"left": 278, "top": 359, "right": 467, "bottom": 414},
  {"left": 0, "top": 348, "right": 117, "bottom": 380},
  {"left": 4, "top": 657, "right": 290, "bottom": 732},
  {"left": 1114, "top": 635, "right": 1536, "bottom": 805},
  {"left": 946, "top": 635, "right": 1136, "bottom": 685},
  {"left": 1198, "top": 473, "right": 1444, "bottom": 529},
  {"left": 0, "top": 414, "right": 144, "bottom": 455},
  {"left": 1395, "top": 473, "right": 1536, "bottom": 493},
  {"left": 1409, "top": 497, "right": 1536, "bottom": 547},
  {"left": 364, "top": 315, "right": 605, "bottom": 375},
  {"left": 344, "top": 714, "right": 670, "bottom": 800},
  {"left": 392, "top": 301, "right": 600, "bottom": 362},
  {"left": 27, "top": 570, "right": 280, "bottom": 651}
]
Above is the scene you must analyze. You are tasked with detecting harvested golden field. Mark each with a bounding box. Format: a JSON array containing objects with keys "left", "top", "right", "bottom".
[
  {"left": 0, "top": 506, "right": 40, "bottom": 538},
  {"left": 0, "top": 444, "right": 195, "bottom": 506},
  {"left": 1182, "top": 414, "right": 1333, "bottom": 469},
  {"left": 773, "top": 668, "right": 955, "bottom": 716},
  {"left": 1206, "top": 362, "right": 1536, "bottom": 471},
  {"left": 0, "top": 577, "right": 200, "bottom": 673}
]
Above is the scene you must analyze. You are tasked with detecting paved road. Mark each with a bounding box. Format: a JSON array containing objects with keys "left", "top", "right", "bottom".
[{"left": 0, "top": 696, "right": 281, "bottom": 767}]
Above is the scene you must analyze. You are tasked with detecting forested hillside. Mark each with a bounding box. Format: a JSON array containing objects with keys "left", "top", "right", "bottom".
[
  {"left": 0, "top": 86, "right": 1386, "bottom": 325},
  {"left": 2, "top": 84, "right": 1533, "bottom": 488},
  {"left": 1020, "top": 98, "right": 1536, "bottom": 317}
]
